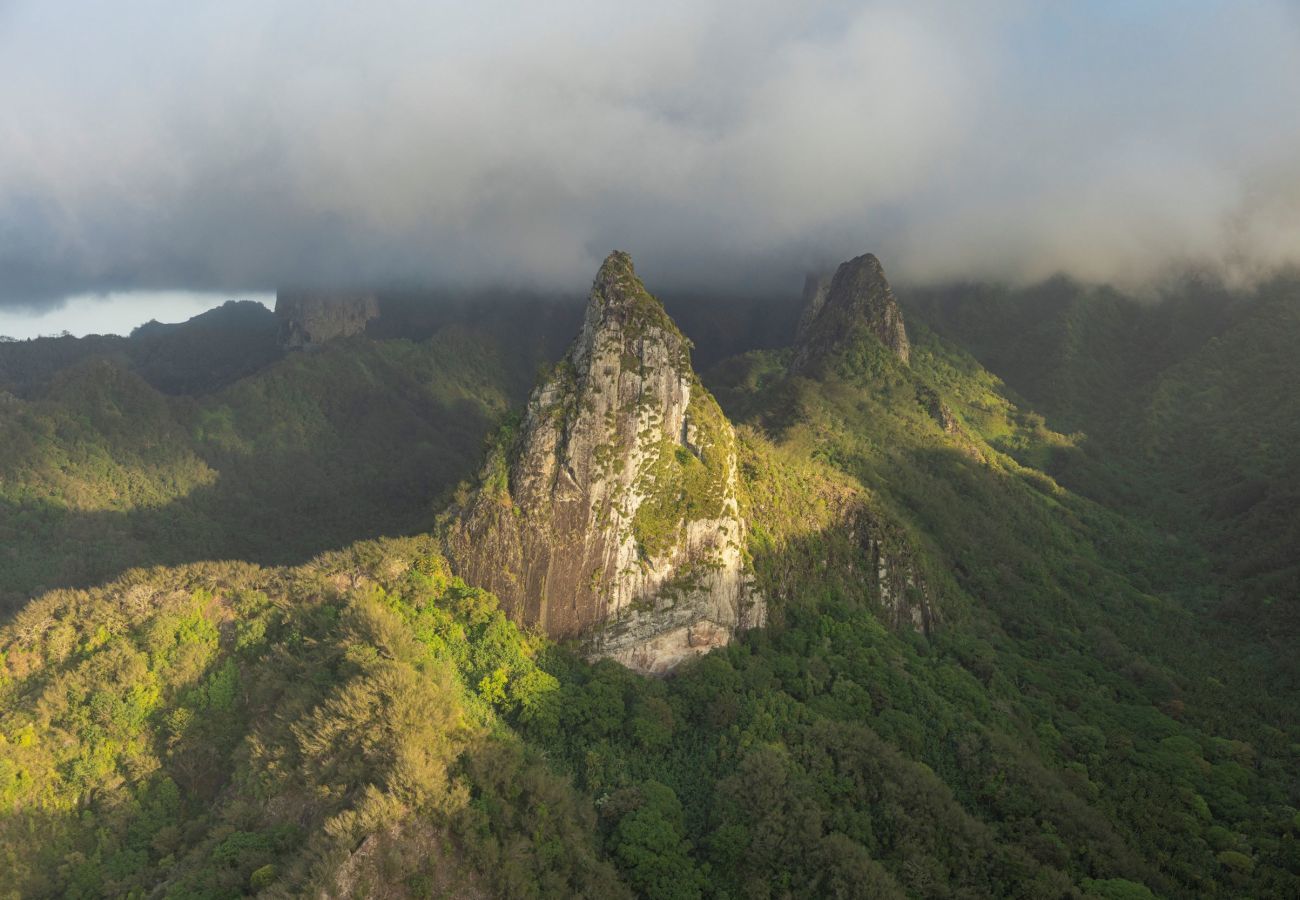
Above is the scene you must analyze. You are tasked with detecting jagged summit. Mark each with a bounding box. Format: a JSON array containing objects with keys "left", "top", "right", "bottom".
[
  {"left": 791, "top": 252, "right": 911, "bottom": 371},
  {"left": 568, "top": 251, "right": 689, "bottom": 373},
  {"left": 446, "top": 251, "right": 763, "bottom": 675}
]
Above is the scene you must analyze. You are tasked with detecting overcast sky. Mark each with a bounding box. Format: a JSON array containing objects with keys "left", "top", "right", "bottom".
[{"left": 2, "top": 1, "right": 1299, "bottom": 331}]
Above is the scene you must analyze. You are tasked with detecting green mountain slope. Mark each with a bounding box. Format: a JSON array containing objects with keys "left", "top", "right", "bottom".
[
  {"left": 0, "top": 328, "right": 530, "bottom": 613},
  {"left": 687, "top": 316, "right": 1297, "bottom": 896},
  {"left": 0, "top": 267, "right": 1297, "bottom": 898},
  {"left": 905, "top": 275, "right": 1300, "bottom": 660},
  {"left": 0, "top": 537, "right": 623, "bottom": 898}
]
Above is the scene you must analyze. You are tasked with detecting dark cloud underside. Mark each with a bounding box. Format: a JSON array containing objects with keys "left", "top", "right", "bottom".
[{"left": 1, "top": 1, "right": 1298, "bottom": 309}]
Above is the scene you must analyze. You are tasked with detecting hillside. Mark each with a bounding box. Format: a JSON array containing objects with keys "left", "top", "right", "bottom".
[
  {"left": 0, "top": 256, "right": 1297, "bottom": 898},
  {"left": 0, "top": 328, "right": 530, "bottom": 614},
  {"left": 904, "top": 274, "right": 1300, "bottom": 665},
  {"left": 0, "top": 538, "right": 625, "bottom": 898}
]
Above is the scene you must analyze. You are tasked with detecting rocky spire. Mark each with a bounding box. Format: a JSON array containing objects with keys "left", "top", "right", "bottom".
[
  {"left": 791, "top": 253, "right": 910, "bottom": 371},
  {"left": 446, "top": 251, "right": 763, "bottom": 675}
]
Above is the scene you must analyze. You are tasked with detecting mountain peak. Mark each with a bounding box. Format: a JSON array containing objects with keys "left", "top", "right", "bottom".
[
  {"left": 590, "top": 250, "right": 647, "bottom": 307},
  {"left": 791, "top": 252, "right": 910, "bottom": 370},
  {"left": 447, "top": 253, "right": 762, "bottom": 674},
  {"left": 595, "top": 248, "right": 635, "bottom": 282},
  {"left": 584, "top": 250, "right": 681, "bottom": 338}
]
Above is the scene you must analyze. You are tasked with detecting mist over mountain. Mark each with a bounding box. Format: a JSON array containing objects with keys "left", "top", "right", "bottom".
[
  {"left": 4, "top": 4, "right": 1300, "bottom": 898},
  {"left": 3, "top": 1, "right": 1300, "bottom": 311}
]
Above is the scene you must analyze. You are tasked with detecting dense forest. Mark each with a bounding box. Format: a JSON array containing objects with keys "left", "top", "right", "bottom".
[{"left": 1, "top": 270, "right": 1298, "bottom": 898}]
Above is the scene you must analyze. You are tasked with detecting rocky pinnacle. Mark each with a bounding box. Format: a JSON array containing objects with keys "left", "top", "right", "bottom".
[
  {"left": 791, "top": 252, "right": 910, "bottom": 371},
  {"left": 447, "top": 251, "right": 763, "bottom": 675}
]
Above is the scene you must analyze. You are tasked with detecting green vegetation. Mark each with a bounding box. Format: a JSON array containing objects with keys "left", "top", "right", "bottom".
[
  {"left": 0, "top": 328, "right": 528, "bottom": 615},
  {"left": 1, "top": 277, "right": 1298, "bottom": 897},
  {"left": 630, "top": 388, "right": 733, "bottom": 560},
  {"left": 521, "top": 310, "right": 1299, "bottom": 898},
  {"left": 0, "top": 538, "right": 624, "bottom": 898},
  {"left": 906, "top": 274, "right": 1300, "bottom": 672}
]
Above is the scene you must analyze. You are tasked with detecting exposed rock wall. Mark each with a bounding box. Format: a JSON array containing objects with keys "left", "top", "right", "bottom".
[
  {"left": 794, "top": 273, "right": 829, "bottom": 343},
  {"left": 851, "top": 507, "right": 939, "bottom": 634},
  {"left": 791, "top": 252, "right": 910, "bottom": 370},
  {"left": 752, "top": 489, "right": 939, "bottom": 636},
  {"left": 275, "top": 291, "right": 380, "bottom": 348},
  {"left": 447, "top": 252, "right": 763, "bottom": 674}
]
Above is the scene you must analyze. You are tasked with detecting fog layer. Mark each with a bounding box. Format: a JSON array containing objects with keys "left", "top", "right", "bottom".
[{"left": 2, "top": 1, "right": 1298, "bottom": 308}]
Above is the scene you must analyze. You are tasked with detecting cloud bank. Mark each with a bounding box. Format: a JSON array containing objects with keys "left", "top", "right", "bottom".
[{"left": 2, "top": 1, "right": 1299, "bottom": 308}]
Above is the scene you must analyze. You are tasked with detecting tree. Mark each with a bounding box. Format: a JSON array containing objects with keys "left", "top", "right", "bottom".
[{"left": 610, "top": 781, "right": 704, "bottom": 900}]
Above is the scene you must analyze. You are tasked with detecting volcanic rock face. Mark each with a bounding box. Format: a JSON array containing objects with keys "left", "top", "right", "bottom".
[
  {"left": 791, "top": 253, "right": 910, "bottom": 371},
  {"left": 275, "top": 291, "right": 380, "bottom": 348},
  {"left": 447, "top": 251, "right": 763, "bottom": 674}
]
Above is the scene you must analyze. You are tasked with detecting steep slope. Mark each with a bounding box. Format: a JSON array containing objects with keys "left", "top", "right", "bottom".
[
  {"left": 904, "top": 274, "right": 1300, "bottom": 656},
  {"left": 448, "top": 252, "right": 764, "bottom": 674},
  {"left": 902, "top": 274, "right": 1246, "bottom": 434}
]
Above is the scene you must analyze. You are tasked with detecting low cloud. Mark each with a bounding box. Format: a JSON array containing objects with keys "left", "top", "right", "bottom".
[{"left": 2, "top": 1, "right": 1298, "bottom": 309}]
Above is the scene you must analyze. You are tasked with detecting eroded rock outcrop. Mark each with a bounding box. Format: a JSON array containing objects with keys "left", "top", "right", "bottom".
[
  {"left": 851, "top": 507, "right": 939, "bottom": 633},
  {"left": 791, "top": 253, "right": 910, "bottom": 371},
  {"left": 275, "top": 291, "right": 380, "bottom": 348},
  {"left": 751, "top": 476, "right": 939, "bottom": 637},
  {"left": 447, "top": 251, "right": 763, "bottom": 674}
]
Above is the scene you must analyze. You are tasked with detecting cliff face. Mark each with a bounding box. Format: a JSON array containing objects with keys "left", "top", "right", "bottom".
[
  {"left": 794, "top": 273, "right": 829, "bottom": 343},
  {"left": 850, "top": 507, "right": 938, "bottom": 633},
  {"left": 791, "top": 253, "right": 910, "bottom": 371},
  {"left": 275, "top": 291, "right": 380, "bottom": 348},
  {"left": 447, "top": 252, "right": 763, "bottom": 674}
]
